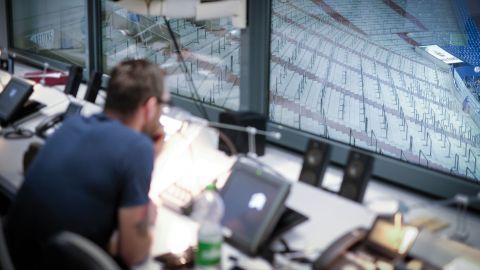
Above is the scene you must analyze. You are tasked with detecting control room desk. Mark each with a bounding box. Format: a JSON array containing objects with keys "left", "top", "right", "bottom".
[
  {"left": 137, "top": 181, "right": 376, "bottom": 270},
  {"left": 0, "top": 81, "right": 376, "bottom": 270},
  {"left": 0, "top": 82, "right": 100, "bottom": 196},
  {"left": 2, "top": 70, "right": 480, "bottom": 269}
]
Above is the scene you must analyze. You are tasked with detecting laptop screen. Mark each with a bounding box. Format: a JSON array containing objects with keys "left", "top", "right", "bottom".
[
  {"left": 222, "top": 168, "right": 280, "bottom": 239},
  {"left": 0, "top": 78, "right": 34, "bottom": 123},
  {"left": 220, "top": 158, "right": 290, "bottom": 255}
]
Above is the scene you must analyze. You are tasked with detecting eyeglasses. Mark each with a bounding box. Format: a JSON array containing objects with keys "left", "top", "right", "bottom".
[
  {"left": 142, "top": 96, "right": 172, "bottom": 109},
  {"left": 151, "top": 96, "right": 172, "bottom": 107},
  {"left": 158, "top": 99, "right": 173, "bottom": 107},
  {"left": 3, "top": 127, "right": 34, "bottom": 139}
]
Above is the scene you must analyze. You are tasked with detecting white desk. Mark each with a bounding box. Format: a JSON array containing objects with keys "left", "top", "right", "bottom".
[
  {"left": 136, "top": 182, "right": 375, "bottom": 270},
  {"left": 0, "top": 76, "right": 101, "bottom": 193},
  {"left": 2, "top": 70, "right": 479, "bottom": 270},
  {"left": 138, "top": 141, "right": 377, "bottom": 270},
  {"left": 0, "top": 78, "right": 374, "bottom": 270},
  {"left": 0, "top": 78, "right": 68, "bottom": 193}
]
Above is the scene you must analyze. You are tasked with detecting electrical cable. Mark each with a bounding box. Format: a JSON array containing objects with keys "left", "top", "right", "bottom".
[
  {"left": 239, "top": 154, "right": 286, "bottom": 179},
  {"left": 163, "top": 17, "right": 211, "bottom": 121},
  {"left": 267, "top": 237, "right": 319, "bottom": 267},
  {"left": 217, "top": 129, "right": 237, "bottom": 156}
]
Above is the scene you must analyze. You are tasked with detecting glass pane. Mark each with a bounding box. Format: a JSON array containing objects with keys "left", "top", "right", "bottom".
[
  {"left": 269, "top": 0, "right": 480, "bottom": 181},
  {"left": 101, "top": 1, "right": 241, "bottom": 110},
  {"left": 11, "top": 0, "right": 87, "bottom": 67}
]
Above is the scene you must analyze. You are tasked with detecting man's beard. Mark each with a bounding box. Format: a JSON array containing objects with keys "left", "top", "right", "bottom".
[{"left": 142, "top": 120, "right": 158, "bottom": 140}]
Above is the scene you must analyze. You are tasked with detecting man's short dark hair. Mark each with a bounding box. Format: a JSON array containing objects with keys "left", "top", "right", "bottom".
[{"left": 105, "top": 59, "right": 165, "bottom": 117}]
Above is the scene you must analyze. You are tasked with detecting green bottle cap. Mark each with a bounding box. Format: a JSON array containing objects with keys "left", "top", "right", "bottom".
[{"left": 206, "top": 183, "right": 216, "bottom": 191}]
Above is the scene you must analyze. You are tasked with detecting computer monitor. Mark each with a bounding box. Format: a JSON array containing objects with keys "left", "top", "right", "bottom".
[
  {"left": 366, "top": 218, "right": 419, "bottom": 259},
  {"left": 0, "top": 77, "right": 34, "bottom": 126},
  {"left": 220, "top": 157, "right": 291, "bottom": 256}
]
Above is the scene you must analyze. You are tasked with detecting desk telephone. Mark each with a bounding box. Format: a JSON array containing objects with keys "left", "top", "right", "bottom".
[
  {"left": 312, "top": 228, "right": 367, "bottom": 270},
  {"left": 312, "top": 218, "right": 427, "bottom": 270},
  {"left": 35, "top": 102, "right": 83, "bottom": 139}
]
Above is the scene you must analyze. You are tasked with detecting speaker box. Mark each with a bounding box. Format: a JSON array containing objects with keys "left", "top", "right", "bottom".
[
  {"left": 84, "top": 71, "right": 102, "bottom": 103},
  {"left": 0, "top": 57, "right": 14, "bottom": 74},
  {"left": 338, "top": 151, "right": 374, "bottom": 203},
  {"left": 218, "top": 111, "right": 266, "bottom": 156},
  {"left": 298, "top": 139, "right": 331, "bottom": 187},
  {"left": 64, "top": 65, "right": 83, "bottom": 97}
]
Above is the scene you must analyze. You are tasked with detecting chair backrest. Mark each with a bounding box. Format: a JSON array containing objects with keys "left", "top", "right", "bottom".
[
  {"left": 0, "top": 218, "right": 15, "bottom": 270},
  {"left": 47, "top": 231, "right": 121, "bottom": 270}
]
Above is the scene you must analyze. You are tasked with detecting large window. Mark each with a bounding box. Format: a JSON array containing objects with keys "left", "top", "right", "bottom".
[
  {"left": 269, "top": 0, "right": 480, "bottom": 182},
  {"left": 5, "top": 0, "right": 480, "bottom": 198},
  {"left": 101, "top": 1, "right": 241, "bottom": 110},
  {"left": 10, "top": 0, "right": 87, "bottom": 67}
]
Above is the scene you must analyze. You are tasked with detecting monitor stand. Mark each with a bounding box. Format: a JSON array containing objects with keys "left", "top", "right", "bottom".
[{"left": 258, "top": 207, "right": 309, "bottom": 262}]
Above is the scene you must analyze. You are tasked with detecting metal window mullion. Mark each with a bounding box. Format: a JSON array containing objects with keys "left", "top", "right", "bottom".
[
  {"left": 239, "top": 0, "right": 271, "bottom": 114},
  {"left": 0, "top": 0, "right": 8, "bottom": 49},
  {"left": 86, "top": 0, "right": 103, "bottom": 76}
]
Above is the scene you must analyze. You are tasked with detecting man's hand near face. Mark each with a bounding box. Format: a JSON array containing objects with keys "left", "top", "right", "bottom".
[{"left": 152, "top": 127, "right": 166, "bottom": 157}]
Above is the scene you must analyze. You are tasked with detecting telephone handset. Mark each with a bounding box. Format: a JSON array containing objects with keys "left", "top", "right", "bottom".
[
  {"left": 35, "top": 113, "right": 64, "bottom": 139},
  {"left": 312, "top": 228, "right": 367, "bottom": 270},
  {"left": 35, "top": 102, "right": 83, "bottom": 139}
]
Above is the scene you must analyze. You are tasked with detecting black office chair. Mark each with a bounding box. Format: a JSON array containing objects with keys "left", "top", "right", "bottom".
[
  {"left": 0, "top": 218, "right": 15, "bottom": 270},
  {"left": 47, "top": 231, "right": 121, "bottom": 270}
]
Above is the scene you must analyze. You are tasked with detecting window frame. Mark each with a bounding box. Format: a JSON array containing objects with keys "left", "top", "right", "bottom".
[
  {"left": 0, "top": 0, "right": 8, "bottom": 49},
  {"left": 3, "top": 0, "right": 480, "bottom": 207},
  {"left": 4, "top": 0, "right": 89, "bottom": 79},
  {"left": 87, "top": 0, "right": 103, "bottom": 74}
]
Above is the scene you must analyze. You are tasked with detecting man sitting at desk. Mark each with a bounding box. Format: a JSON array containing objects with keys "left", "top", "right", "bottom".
[{"left": 5, "top": 59, "right": 170, "bottom": 269}]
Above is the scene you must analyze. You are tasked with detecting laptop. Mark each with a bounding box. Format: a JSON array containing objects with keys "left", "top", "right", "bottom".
[
  {"left": 0, "top": 77, "right": 35, "bottom": 126},
  {"left": 220, "top": 157, "right": 292, "bottom": 256}
]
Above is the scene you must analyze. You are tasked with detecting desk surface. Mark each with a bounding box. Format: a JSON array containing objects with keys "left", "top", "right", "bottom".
[
  {"left": 0, "top": 77, "right": 68, "bottom": 193},
  {"left": 136, "top": 181, "right": 376, "bottom": 270},
  {"left": 0, "top": 78, "right": 101, "bottom": 193},
  {"left": 0, "top": 74, "right": 377, "bottom": 270},
  {"left": 1, "top": 69, "right": 480, "bottom": 270}
]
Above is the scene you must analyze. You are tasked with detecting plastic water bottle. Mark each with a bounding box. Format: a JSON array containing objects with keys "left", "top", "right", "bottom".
[{"left": 192, "top": 184, "right": 224, "bottom": 270}]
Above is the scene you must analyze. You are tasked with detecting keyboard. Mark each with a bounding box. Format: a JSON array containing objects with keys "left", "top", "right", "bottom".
[{"left": 159, "top": 182, "right": 195, "bottom": 215}]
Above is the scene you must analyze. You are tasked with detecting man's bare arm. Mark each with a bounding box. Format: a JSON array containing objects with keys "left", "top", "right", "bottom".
[{"left": 117, "top": 201, "right": 157, "bottom": 266}]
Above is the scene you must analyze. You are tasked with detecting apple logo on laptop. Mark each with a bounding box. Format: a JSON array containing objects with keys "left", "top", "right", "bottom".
[
  {"left": 248, "top": 193, "right": 267, "bottom": 211},
  {"left": 9, "top": 88, "right": 17, "bottom": 98}
]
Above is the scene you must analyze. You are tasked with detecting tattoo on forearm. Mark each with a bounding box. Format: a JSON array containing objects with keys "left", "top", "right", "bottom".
[{"left": 135, "top": 206, "right": 150, "bottom": 237}]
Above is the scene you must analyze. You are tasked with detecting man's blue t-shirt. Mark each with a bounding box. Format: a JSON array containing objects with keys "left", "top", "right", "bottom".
[{"left": 6, "top": 114, "right": 154, "bottom": 270}]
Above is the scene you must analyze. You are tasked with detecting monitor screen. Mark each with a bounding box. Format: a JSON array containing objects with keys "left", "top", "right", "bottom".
[
  {"left": 367, "top": 219, "right": 419, "bottom": 256},
  {"left": 222, "top": 169, "right": 280, "bottom": 239},
  {"left": 220, "top": 158, "right": 290, "bottom": 255},
  {"left": 0, "top": 78, "right": 34, "bottom": 124}
]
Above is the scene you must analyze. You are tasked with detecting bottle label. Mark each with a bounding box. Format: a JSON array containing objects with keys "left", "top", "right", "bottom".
[{"left": 196, "top": 241, "right": 222, "bottom": 266}]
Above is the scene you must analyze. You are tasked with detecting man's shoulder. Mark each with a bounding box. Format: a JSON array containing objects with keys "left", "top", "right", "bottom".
[
  {"left": 90, "top": 114, "right": 153, "bottom": 152},
  {"left": 58, "top": 114, "right": 153, "bottom": 151}
]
